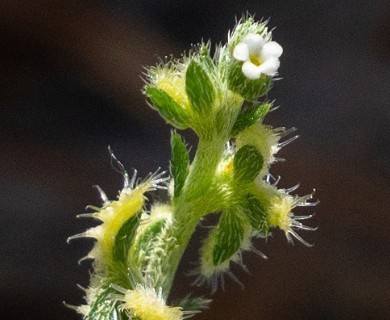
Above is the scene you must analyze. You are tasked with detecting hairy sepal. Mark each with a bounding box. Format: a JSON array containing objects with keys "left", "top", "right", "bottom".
[
  {"left": 146, "top": 86, "right": 190, "bottom": 129},
  {"left": 233, "top": 145, "right": 263, "bottom": 184},
  {"left": 185, "top": 60, "right": 215, "bottom": 115},
  {"left": 84, "top": 287, "right": 121, "bottom": 320},
  {"left": 200, "top": 209, "right": 251, "bottom": 279},
  {"left": 129, "top": 218, "right": 166, "bottom": 274},
  {"left": 227, "top": 60, "right": 271, "bottom": 101},
  {"left": 243, "top": 194, "right": 269, "bottom": 235},
  {"left": 231, "top": 102, "right": 271, "bottom": 137},
  {"left": 236, "top": 123, "right": 281, "bottom": 177}
]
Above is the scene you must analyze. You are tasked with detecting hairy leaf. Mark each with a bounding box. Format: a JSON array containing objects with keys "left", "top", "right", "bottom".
[
  {"left": 212, "top": 210, "right": 247, "bottom": 265},
  {"left": 146, "top": 87, "right": 190, "bottom": 129},
  {"left": 231, "top": 103, "right": 272, "bottom": 136},
  {"left": 86, "top": 287, "right": 120, "bottom": 320},
  {"left": 185, "top": 60, "right": 215, "bottom": 114}
]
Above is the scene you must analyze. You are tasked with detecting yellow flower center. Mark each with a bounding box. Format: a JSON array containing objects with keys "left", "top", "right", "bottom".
[{"left": 249, "top": 54, "right": 263, "bottom": 66}]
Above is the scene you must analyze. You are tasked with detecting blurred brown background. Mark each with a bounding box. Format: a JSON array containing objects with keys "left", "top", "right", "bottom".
[{"left": 1, "top": 1, "right": 389, "bottom": 319}]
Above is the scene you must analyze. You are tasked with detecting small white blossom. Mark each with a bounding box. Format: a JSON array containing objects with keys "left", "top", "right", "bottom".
[{"left": 233, "top": 33, "right": 283, "bottom": 79}]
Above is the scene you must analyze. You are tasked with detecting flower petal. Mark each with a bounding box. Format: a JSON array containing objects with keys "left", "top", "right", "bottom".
[
  {"left": 233, "top": 43, "right": 249, "bottom": 61},
  {"left": 261, "top": 41, "right": 283, "bottom": 60},
  {"left": 243, "top": 33, "right": 266, "bottom": 53},
  {"left": 242, "top": 61, "right": 262, "bottom": 80},
  {"left": 258, "top": 58, "right": 280, "bottom": 76}
]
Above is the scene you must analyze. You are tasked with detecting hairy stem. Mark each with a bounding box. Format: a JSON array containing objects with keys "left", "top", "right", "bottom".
[{"left": 158, "top": 136, "right": 227, "bottom": 295}]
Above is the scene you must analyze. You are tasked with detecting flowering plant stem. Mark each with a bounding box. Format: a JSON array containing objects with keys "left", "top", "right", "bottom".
[
  {"left": 68, "top": 15, "right": 317, "bottom": 320},
  {"left": 162, "top": 135, "right": 233, "bottom": 294}
]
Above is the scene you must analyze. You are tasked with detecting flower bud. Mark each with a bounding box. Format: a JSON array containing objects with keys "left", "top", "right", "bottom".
[{"left": 146, "top": 69, "right": 191, "bottom": 129}]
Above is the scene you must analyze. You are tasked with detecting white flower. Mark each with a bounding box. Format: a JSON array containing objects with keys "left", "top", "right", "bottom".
[{"left": 233, "top": 33, "right": 283, "bottom": 79}]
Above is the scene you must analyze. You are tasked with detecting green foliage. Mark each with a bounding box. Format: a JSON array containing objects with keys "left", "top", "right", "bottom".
[
  {"left": 185, "top": 60, "right": 215, "bottom": 115},
  {"left": 146, "top": 87, "right": 190, "bottom": 129},
  {"left": 231, "top": 103, "right": 271, "bottom": 137},
  {"left": 233, "top": 145, "right": 263, "bottom": 183},
  {"left": 170, "top": 132, "right": 190, "bottom": 199},
  {"left": 244, "top": 194, "right": 269, "bottom": 235}
]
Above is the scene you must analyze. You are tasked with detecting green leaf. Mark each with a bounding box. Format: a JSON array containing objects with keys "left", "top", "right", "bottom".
[
  {"left": 231, "top": 103, "right": 272, "bottom": 136},
  {"left": 170, "top": 131, "right": 190, "bottom": 198},
  {"left": 212, "top": 210, "right": 247, "bottom": 265},
  {"left": 185, "top": 60, "right": 215, "bottom": 114},
  {"left": 86, "top": 287, "right": 120, "bottom": 320},
  {"left": 244, "top": 194, "right": 269, "bottom": 235},
  {"left": 146, "top": 86, "right": 190, "bottom": 129},
  {"left": 233, "top": 145, "right": 263, "bottom": 183},
  {"left": 113, "top": 213, "right": 140, "bottom": 263}
]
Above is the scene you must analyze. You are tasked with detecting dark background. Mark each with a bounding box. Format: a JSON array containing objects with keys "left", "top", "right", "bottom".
[{"left": 1, "top": 1, "right": 389, "bottom": 319}]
